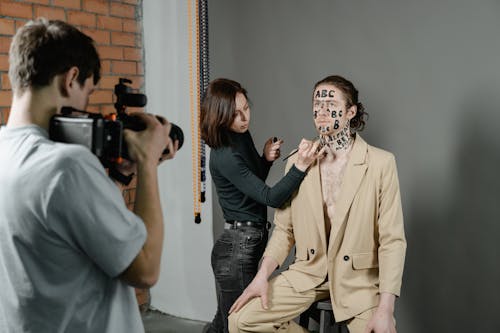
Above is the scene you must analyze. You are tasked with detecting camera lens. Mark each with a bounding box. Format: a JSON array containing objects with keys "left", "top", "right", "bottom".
[
  {"left": 162, "top": 123, "right": 184, "bottom": 155},
  {"left": 169, "top": 123, "right": 184, "bottom": 149}
]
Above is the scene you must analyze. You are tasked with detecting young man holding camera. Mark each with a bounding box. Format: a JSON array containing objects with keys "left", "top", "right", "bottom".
[{"left": 0, "top": 19, "right": 175, "bottom": 332}]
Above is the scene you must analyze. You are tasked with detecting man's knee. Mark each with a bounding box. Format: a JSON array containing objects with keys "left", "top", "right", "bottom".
[
  {"left": 228, "top": 309, "right": 247, "bottom": 332},
  {"left": 227, "top": 305, "right": 257, "bottom": 333}
]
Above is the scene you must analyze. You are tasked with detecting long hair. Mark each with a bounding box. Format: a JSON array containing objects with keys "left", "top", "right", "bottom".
[
  {"left": 200, "top": 78, "right": 248, "bottom": 148},
  {"left": 313, "top": 75, "right": 368, "bottom": 131}
]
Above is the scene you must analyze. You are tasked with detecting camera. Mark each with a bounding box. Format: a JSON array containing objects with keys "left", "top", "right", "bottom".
[{"left": 49, "top": 78, "right": 183, "bottom": 182}]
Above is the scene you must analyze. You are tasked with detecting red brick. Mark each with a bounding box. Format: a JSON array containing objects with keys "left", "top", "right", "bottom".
[
  {"left": 97, "top": 15, "right": 122, "bottom": 31},
  {"left": 83, "top": 0, "right": 109, "bottom": 15},
  {"left": 82, "top": 29, "right": 110, "bottom": 44},
  {"left": 0, "top": 2, "right": 33, "bottom": 19},
  {"left": 136, "top": 63, "right": 144, "bottom": 75},
  {"left": 1, "top": 73, "right": 11, "bottom": 90},
  {"left": 0, "top": 36, "right": 11, "bottom": 53},
  {"left": 89, "top": 90, "right": 113, "bottom": 104},
  {"left": 101, "top": 60, "right": 111, "bottom": 74},
  {"left": 0, "top": 54, "right": 8, "bottom": 71},
  {"left": 112, "top": 61, "right": 136, "bottom": 75},
  {"left": 15, "top": 20, "right": 29, "bottom": 31},
  {"left": 35, "top": 6, "right": 66, "bottom": 21},
  {"left": 126, "top": 188, "right": 136, "bottom": 203},
  {"left": 123, "top": 47, "right": 141, "bottom": 61},
  {"left": 100, "top": 104, "right": 116, "bottom": 115},
  {"left": 110, "top": 3, "right": 135, "bottom": 18},
  {"left": 111, "top": 31, "right": 136, "bottom": 47},
  {"left": 0, "top": 18, "right": 15, "bottom": 35},
  {"left": 122, "top": 0, "right": 138, "bottom": 5},
  {"left": 1, "top": 107, "right": 11, "bottom": 124},
  {"left": 122, "top": 19, "right": 139, "bottom": 33},
  {"left": 53, "top": 0, "right": 80, "bottom": 9},
  {"left": 86, "top": 104, "right": 100, "bottom": 113},
  {"left": 98, "top": 45, "right": 122, "bottom": 60},
  {"left": 98, "top": 75, "right": 120, "bottom": 90},
  {"left": 0, "top": 90, "right": 12, "bottom": 107},
  {"left": 68, "top": 11, "right": 96, "bottom": 28},
  {"left": 26, "top": 0, "right": 50, "bottom": 4}
]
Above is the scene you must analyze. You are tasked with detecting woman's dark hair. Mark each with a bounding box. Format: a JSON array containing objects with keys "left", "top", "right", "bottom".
[
  {"left": 201, "top": 78, "right": 248, "bottom": 148},
  {"left": 9, "top": 18, "right": 101, "bottom": 94},
  {"left": 313, "top": 75, "right": 368, "bottom": 132}
]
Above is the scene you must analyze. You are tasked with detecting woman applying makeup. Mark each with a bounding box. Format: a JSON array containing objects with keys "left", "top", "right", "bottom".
[{"left": 200, "top": 78, "right": 323, "bottom": 333}]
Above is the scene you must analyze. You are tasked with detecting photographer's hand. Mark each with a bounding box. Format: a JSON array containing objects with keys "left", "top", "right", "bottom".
[
  {"left": 120, "top": 112, "right": 169, "bottom": 288},
  {"left": 124, "top": 113, "right": 170, "bottom": 165}
]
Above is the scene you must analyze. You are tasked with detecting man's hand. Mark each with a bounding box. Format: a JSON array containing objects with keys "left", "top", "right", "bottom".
[
  {"left": 123, "top": 112, "right": 170, "bottom": 165},
  {"left": 364, "top": 293, "right": 397, "bottom": 333},
  {"left": 263, "top": 137, "right": 283, "bottom": 162},
  {"left": 229, "top": 274, "right": 269, "bottom": 314},
  {"left": 159, "top": 139, "right": 179, "bottom": 163}
]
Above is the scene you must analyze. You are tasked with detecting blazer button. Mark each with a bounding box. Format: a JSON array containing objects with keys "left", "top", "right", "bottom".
[
  {"left": 343, "top": 255, "right": 350, "bottom": 261},
  {"left": 310, "top": 249, "right": 315, "bottom": 255}
]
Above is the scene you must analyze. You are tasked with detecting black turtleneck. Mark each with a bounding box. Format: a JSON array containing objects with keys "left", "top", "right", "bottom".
[{"left": 209, "top": 131, "right": 305, "bottom": 223}]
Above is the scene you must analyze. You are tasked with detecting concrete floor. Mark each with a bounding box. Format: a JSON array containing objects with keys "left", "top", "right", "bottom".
[{"left": 142, "top": 309, "right": 208, "bottom": 333}]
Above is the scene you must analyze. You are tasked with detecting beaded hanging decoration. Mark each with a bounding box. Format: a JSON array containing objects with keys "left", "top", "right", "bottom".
[{"left": 188, "top": 0, "right": 209, "bottom": 223}]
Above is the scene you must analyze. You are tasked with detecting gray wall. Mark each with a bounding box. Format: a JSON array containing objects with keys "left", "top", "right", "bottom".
[
  {"left": 209, "top": 1, "right": 500, "bottom": 332},
  {"left": 143, "top": 0, "right": 216, "bottom": 321}
]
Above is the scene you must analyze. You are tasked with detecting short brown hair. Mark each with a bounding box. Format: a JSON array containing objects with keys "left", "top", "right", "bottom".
[
  {"left": 313, "top": 75, "right": 368, "bottom": 131},
  {"left": 200, "top": 78, "right": 248, "bottom": 148},
  {"left": 9, "top": 18, "right": 101, "bottom": 94}
]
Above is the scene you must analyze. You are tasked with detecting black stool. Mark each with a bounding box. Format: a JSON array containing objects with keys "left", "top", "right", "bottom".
[{"left": 299, "top": 299, "right": 348, "bottom": 333}]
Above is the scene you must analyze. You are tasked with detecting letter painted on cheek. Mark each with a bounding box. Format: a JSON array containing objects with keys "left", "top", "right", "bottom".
[
  {"left": 339, "top": 110, "right": 343, "bottom": 117},
  {"left": 318, "top": 125, "right": 331, "bottom": 133},
  {"left": 331, "top": 110, "right": 337, "bottom": 118},
  {"left": 313, "top": 110, "right": 318, "bottom": 119},
  {"left": 329, "top": 90, "right": 335, "bottom": 97},
  {"left": 321, "top": 90, "right": 327, "bottom": 98},
  {"left": 334, "top": 120, "right": 339, "bottom": 130}
]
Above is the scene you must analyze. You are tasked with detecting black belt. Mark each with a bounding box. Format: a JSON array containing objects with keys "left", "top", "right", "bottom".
[{"left": 226, "top": 220, "right": 271, "bottom": 230}]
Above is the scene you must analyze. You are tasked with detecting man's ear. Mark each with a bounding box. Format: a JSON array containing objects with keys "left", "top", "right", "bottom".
[
  {"left": 59, "top": 66, "right": 80, "bottom": 97},
  {"left": 347, "top": 104, "right": 357, "bottom": 120}
]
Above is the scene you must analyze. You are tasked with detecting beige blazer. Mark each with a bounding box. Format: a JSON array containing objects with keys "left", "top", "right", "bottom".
[{"left": 263, "top": 134, "right": 406, "bottom": 322}]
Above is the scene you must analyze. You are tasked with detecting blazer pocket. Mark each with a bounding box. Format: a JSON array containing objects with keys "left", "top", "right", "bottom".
[{"left": 352, "top": 252, "right": 379, "bottom": 270}]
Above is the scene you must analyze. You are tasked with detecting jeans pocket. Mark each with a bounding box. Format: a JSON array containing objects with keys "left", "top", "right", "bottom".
[
  {"left": 240, "top": 229, "right": 267, "bottom": 256},
  {"left": 211, "top": 232, "right": 235, "bottom": 276}
]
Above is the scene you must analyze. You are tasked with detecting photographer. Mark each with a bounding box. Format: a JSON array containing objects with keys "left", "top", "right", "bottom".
[{"left": 0, "top": 19, "right": 176, "bottom": 332}]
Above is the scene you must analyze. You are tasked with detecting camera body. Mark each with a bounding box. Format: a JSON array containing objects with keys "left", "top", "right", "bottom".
[{"left": 49, "top": 78, "right": 183, "bottom": 172}]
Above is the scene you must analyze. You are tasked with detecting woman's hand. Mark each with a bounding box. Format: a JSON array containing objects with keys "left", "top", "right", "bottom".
[
  {"left": 263, "top": 137, "right": 283, "bottom": 162},
  {"left": 294, "top": 139, "right": 326, "bottom": 172}
]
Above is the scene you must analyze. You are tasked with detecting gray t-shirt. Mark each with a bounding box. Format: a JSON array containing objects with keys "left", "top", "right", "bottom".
[{"left": 0, "top": 125, "right": 147, "bottom": 333}]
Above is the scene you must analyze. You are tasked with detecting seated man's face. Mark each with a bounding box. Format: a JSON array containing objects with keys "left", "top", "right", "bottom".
[{"left": 312, "top": 83, "right": 351, "bottom": 136}]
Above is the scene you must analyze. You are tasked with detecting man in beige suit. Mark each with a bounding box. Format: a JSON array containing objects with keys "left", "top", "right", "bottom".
[{"left": 228, "top": 75, "right": 406, "bottom": 333}]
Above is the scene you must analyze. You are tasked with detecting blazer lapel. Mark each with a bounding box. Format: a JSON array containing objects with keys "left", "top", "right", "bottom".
[
  {"left": 304, "top": 159, "right": 328, "bottom": 253},
  {"left": 328, "top": 135, "right": 368, "bottom": 251}
]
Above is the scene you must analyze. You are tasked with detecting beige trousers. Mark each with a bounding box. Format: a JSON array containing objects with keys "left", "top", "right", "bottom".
[{"left": 228, "top": 274, "right": 375, "bottom": 333}]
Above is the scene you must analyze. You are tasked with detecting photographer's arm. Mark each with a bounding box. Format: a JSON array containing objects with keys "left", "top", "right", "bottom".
[{"left": 119, "top": 113, "right": 171, "bottom": 288}]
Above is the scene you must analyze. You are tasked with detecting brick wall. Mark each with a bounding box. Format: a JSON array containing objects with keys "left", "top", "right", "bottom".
[
  {"left": 0, "top": 0, "right": 144, "bottom": 126},
  {"left": 0, "top": 0, "right": 148, "bottom": 307}
]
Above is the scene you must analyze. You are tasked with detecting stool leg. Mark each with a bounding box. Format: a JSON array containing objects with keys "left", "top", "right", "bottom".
[
  {"left": 299, "top": 308, "right": 310, "bottom": 329},
  {"left": 319, "top": 309, "right": 333, "bottom": 333}
]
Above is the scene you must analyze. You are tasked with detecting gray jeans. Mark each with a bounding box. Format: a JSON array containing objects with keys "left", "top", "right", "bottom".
[{"left": 207, "top": 225, "right": 268, "bottom": 333}]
